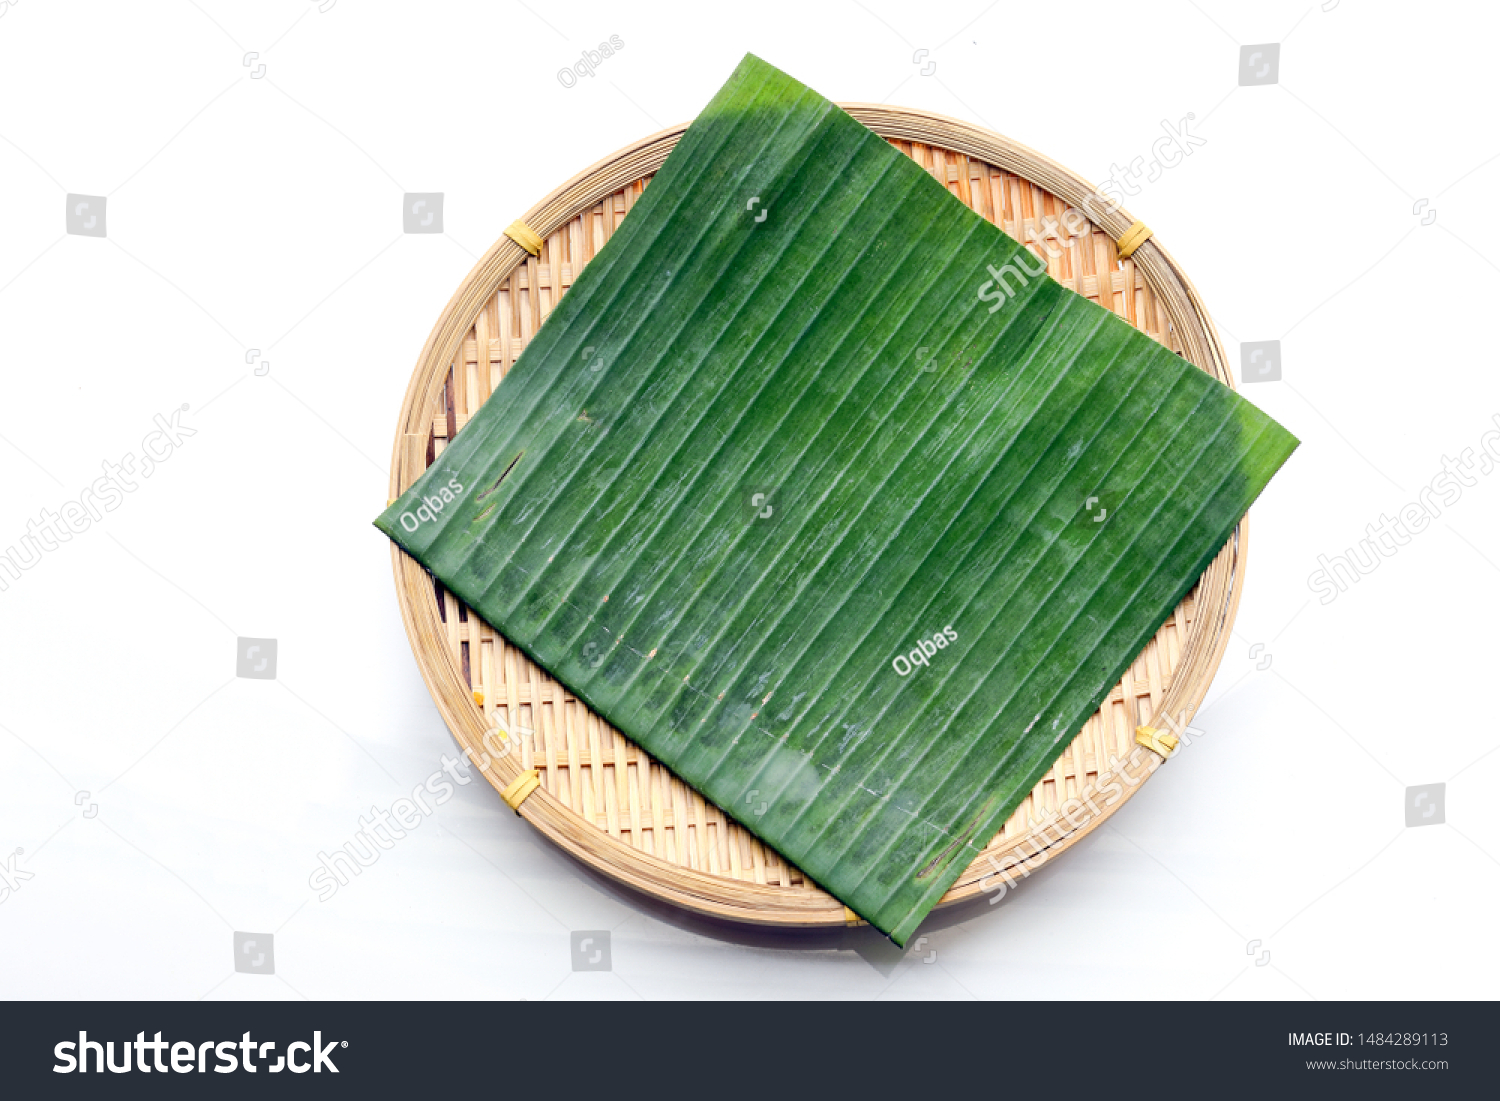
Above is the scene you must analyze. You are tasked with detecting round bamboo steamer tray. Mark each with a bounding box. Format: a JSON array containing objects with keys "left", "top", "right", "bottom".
[{"left": 387, "top": 105, "right": 1247, "bottom": 930}]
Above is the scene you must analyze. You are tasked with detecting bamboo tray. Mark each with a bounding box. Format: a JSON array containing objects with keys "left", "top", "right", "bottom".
[{"left": 386, "top": 105, "right": 1246, "bottom": 930}]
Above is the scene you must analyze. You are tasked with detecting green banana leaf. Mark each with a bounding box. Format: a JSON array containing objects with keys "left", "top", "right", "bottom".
[{"left": 376, "top": 54, "right": 1297, "bottom": 945}]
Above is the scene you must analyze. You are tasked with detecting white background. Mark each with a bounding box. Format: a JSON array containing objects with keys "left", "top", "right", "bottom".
[{"left": 1, "top": 0, "right": 1496, "bottom": 1000}]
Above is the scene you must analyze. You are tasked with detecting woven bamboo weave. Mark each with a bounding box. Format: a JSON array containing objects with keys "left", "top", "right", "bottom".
[{"left": 386, "top": 105, "right": 1247, "bottom": 928}]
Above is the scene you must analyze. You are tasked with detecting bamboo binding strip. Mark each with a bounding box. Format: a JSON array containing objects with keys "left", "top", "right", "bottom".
[{"left": 386, "top": 105, "right": 1248, "bottom": 929}]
